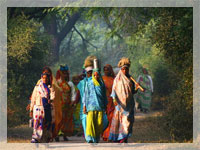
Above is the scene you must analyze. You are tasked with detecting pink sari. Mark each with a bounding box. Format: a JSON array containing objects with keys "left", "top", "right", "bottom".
[{"left": 109, "top": 70, "right": 135, "bottom": 142}]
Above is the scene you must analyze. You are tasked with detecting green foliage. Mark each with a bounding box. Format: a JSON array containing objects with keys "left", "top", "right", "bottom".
[
  {"left": 55, "top": 16, "right": 126, "bottom": 76},
  {"left": 8, "top": 16, "right": 36, "bottom": 64},
  {"left": 151, "top": 8, "right": 193, "bottom": 141},
  {"left": 106, "top": 7, "right": 193, "bottom": 141},
  {"left": 126, "top": 18, "right": 171, "bottom": 97},
  {"left": 6, "top": 8, "right": 193, "bottom": 142},
  {"left": 7, "top": 15, "right": 51, "bottom": 127}
]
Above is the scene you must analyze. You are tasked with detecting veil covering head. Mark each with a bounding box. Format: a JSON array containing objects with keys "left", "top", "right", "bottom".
[
  {"left": 60, "top": 64, "right": 69, "bottom": 71},
  {"left": 142, "top": 67, "right": 148, "bottom": 74},
  {"left": 56, "top": 64, "right": 69, "bottom": 80},
  {"left": 103, "top": 64, "right": 115, "bottom": 78},
  {"left": 117, "top": 57, "right": 131, "bottom": 68},
  {"left": 42, "top": 66, "right": 53, "bottom": 86}
]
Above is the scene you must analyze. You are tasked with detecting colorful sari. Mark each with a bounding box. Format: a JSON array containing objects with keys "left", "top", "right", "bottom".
[
  {"left": 31, "top": 80, "right": 52, "bottom": 142},
  {"left": 32, "top": 76, "right": 62, "bottom": 139},
  {"left": 108, "top": 70, "right": 136, "bottom": 142},
  {"left": 135, "top": 74, "right": 153, "bottom": 111},
  {"left": 77, "top": 77, "right": 90, "bottom": 138},
  {"left": 73, "top": 85, "right": 82, "bottom": 135},
  {"left": 57, "top": 78, "right": 74, "bottom": 136},
  {"left": 102, "top": 75, "right": 115, "bottom": 141},
  {"left": 83, "top": 72, "right": 108, "bottom": 143},
  {"left": 51, "top": 76, "right": 63, "bottom": 138}
]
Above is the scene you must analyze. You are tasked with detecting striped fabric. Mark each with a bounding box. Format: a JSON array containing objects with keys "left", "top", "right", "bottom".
[{"left": 135, "top": 74, "right": 152, "bottom": 110}]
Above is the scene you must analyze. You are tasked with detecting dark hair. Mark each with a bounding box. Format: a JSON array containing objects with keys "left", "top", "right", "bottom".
[
  {"left": 42, "top": 66, "right": 53, "bottom": 87},
  {"left": 41, "top": 73, "right": 51, "bottom": 87},
  {"left": 42, "top": 66, "right": 52, "bottom": 75}
]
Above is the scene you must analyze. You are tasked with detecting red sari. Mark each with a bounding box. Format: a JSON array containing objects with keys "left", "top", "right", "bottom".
[
  {"left": 57, "top": 77, "right": 74, "bottom": 136},
  {"left": 102, "top": 75, "right": 115, "bottom": 141}
]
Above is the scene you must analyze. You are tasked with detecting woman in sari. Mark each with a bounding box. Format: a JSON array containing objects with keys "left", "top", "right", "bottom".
[
  {"left": 72, "top": 75, "right": 82, "bottom": 136},
  {"left": 30, "top": 66, "right": 63, "bottom": 142},
  {"left": 41, "top": 67, "right": 63, "bottom": 141},
  {"left": 108, "top": 57, "right": 138, "bottom": 143},
  {"left": 135, "top": 68, "right": 153, "bottom": 113},
  {"left": 102, "top": 64, "right": 115, "bottom": 141},
  {"left": 30, "top": 73, "right": 52, "bottom": 143},
  {"left": 83, "top": 68, "right": 108, "bottom": 143},
  {"left": 56, "top": 65, "right": 74, "bottom": 141},
  {"left": 76, "top": 66, "right": 93, "bottom": 139}
]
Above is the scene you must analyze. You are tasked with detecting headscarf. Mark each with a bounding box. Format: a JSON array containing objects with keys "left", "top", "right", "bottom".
[
  {"left": 38, "top": 73, "right": 51, "bottom": 99},
  {"left": 56, "top": 64, "right": 69, "bottom": 80},
  {"left": 103, "top": 64, "right": 115, "bottom": 78},
  {"left": 117, "top": 57, "right": 131, "bottom": 68},
  {"left": 42, "top": 66, "right": 53, "bottom": 86},
  {"left": 41, "top": 72, "right": 50, "bottom": 78},
  {"left": 112, "top": 70, "right": 133, "bottom": 110},
  {"left": 92, "top": 70, "right": 104, "bottom": 87},
  {"left": 142, "top": 68, "right": 148, "bottom": 74},
  {"left": 60, "top": 64, "right": 69, "bottom": 71},
  {"left": 41, "top": 72, "right": 51, "bottom": 86}
]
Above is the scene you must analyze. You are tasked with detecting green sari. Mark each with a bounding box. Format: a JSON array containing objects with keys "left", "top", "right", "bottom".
[{"left": 135, "top": 74, "right": 152, "bottom": 110}]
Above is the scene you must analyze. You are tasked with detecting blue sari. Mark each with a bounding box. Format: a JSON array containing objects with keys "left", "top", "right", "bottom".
[
  {"left": 77, "top": 77, "right": 89, "bottom": 137},
  {"left": 83, "top": 72, "right": 108, "bottom": 143}
]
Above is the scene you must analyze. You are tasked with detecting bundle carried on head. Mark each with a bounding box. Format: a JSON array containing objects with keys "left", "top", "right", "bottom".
[
  {"left": 84, "top": 55, "right": 97, "bottom": 68},
  {"left": 118, "top": 57, "right": 131, "bottom": 68}
]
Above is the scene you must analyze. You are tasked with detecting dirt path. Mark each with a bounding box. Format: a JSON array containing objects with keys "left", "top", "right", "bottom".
[
  {"left": 5, "top": 110, "right": 199, "bottom": 149},
  {"left": 7, "top": 110, "right": 164, "bottom": 143}
]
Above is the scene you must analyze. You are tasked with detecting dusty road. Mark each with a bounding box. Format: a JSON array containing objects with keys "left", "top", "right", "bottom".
[{"left": 4, "top": 110, "right": 199, "bottom": 150}]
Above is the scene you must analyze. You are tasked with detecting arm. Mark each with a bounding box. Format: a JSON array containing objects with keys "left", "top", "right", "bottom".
[
  {"left": 82, "top": 81, "right": 88, "bottom": 114},
  {"left": 130, "top": 79, "right": 138, "bottom": 94},
  {"left": 29, "top": 86, "right": 38, "bottom": 117},
  {"left": 68, "top": 81, "right": 76, "bottom": 102},
  {"left": 110, "top": 81, "right": 117, "bottom": 106},
  {"left": 148, "top": 75, "right": 153, "bottom": 93},
  {"left": 73, "top": 90, "right": 80, "bottom": 105},
  {"left": 50, "top": 86, "right": 55, "bottom": 101},
  {"left": 30, "top": 86, "right": 37, "bottom": 112},
  {"left": 137, "top": 75, "right": 141, "bottom": 82}
]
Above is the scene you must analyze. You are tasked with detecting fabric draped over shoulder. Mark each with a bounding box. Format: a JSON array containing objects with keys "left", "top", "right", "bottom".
[
  {"left": 135, "top": 73, "right": 153, "bottom": 110},
  {"left": 51, "top": 76, "right": 63, "bottom": 138},
  {"left": 77, "top": 78, "right": 88, "bottom": 137},
  {"left": 84, "top": 72, "right": 107, "bottom": 112},
  {"left": 112, "top": 70, "right": 133, "bottom": 110},
  {"left": 31, "top": 80, "right": 52, "bottom": 142},
  {"left": 109, "top": 70, "right": 135, "bottom": 142},
  {"left": 56, "top": 76, "right": 74, "bottom": 136},
  {"left": 84, "top": 71, "right": 108, "bottom": 143},
  {"left": 102, "top": 75, "right": 115, "bottom": 141}
]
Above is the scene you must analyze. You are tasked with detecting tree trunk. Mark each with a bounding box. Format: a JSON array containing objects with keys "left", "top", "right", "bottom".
[
  {"left": 51, "top": 36, "right": 61, "bottom": 64},
  {"left": 42, "top": 11, "right": 82, "bottom": 64}
]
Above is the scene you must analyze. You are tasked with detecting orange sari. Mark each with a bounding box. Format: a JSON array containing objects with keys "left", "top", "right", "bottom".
[
  {"left": 57, "top": 78, "right": 74, "bottom": 136},
  {"left": 102, "top": 75, "right": 115, "bottom": 141},
  {"left": 51, "top": 76, "right": 63, "bottom": 138}
]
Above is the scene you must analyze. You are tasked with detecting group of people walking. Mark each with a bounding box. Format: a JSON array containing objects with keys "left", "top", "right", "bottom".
[{"left": 28, "top": 56, "right": 153, "bottom": 143}]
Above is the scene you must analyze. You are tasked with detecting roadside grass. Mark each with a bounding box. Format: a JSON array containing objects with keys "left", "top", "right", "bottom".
[{"left": 130, "top": 113, "right": 172, "bottom": 143}]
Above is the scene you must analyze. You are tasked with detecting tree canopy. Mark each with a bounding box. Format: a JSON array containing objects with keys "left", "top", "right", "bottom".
[{"left": 7, "top": 7, "right": 193, "bottom": 142}]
